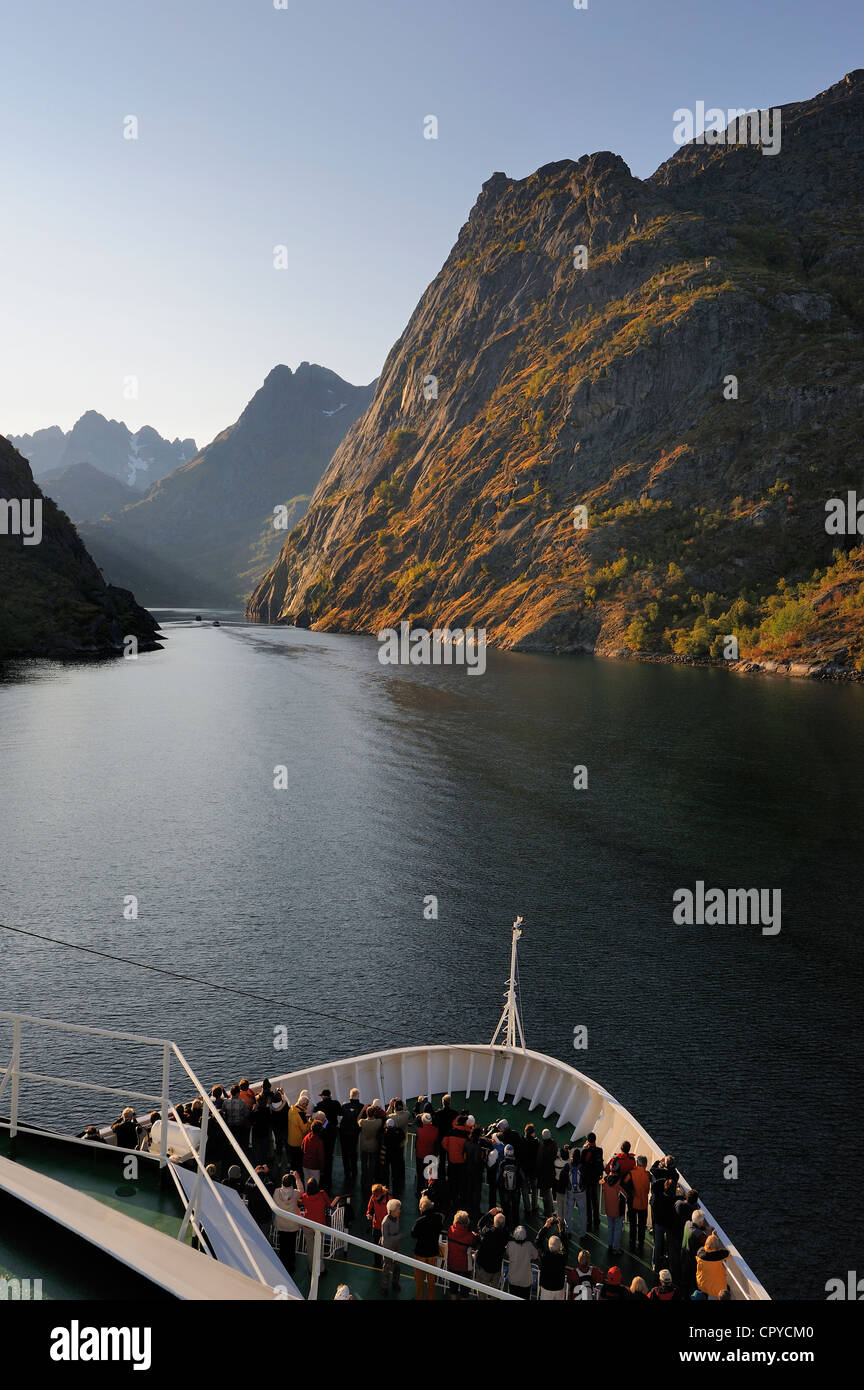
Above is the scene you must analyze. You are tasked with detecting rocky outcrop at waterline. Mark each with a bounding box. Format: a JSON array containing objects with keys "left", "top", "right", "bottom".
[
  {"left": 246, "top": 70, "right": 864, "bottom": 675},
  {"left": 0, "top": 434, "right": 160, "bottom": 660}
]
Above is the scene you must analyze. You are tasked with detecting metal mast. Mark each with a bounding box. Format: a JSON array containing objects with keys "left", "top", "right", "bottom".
[{"left": 490, "top": 916, "right": 526, "bottom": 1050}]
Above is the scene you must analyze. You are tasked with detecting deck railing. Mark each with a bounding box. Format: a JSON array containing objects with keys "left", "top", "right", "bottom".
[
  {"left": 0, "top": 1013, "right": 517, "bottom": 1301},
  {"left": 265, "top": 1040, "right": 770, "bottom": 1301},
  {"left": 0, "top": 1016, "right": 769, "bottom": 1300}
]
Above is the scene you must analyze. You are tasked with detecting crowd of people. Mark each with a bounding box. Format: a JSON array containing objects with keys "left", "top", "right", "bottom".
[{"left": 87, "top": 1085, "right": 731, "bottom": 1301}]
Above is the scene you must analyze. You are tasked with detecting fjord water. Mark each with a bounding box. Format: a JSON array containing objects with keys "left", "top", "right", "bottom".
[{"left": 2, "top": 617, "right": 862, "bottom": 1299}]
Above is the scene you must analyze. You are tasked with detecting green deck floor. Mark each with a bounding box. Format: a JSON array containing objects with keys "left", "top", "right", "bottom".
[
  {"left": 290, "top": 1091, "right": 657, "bottom": 1300},
  {"left": 0, "top": 1128, "right": 189, "bottom": 1239},
  {"left": 0, "top": 1128, "right": 189, "bottom": 1299}
]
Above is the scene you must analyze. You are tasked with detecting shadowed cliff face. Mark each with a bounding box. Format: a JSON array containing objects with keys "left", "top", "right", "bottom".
[
  {"left": 0, "top": 435, "right": 160, "bottom": 660},
  {"left": 247, "top": 70, "right": 864, "bottom": 673},
  {"left": 79, "top": 363, "right": 376, "bottom": 607}
]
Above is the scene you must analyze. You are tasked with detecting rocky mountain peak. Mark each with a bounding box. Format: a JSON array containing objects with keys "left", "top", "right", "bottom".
[{"left": 246, "top": 70, "right": 864, "bottom": 675}]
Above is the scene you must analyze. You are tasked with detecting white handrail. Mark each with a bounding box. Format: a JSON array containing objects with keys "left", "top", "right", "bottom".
[
  {"left": 0, "top": 1012, "right": 173, "bottom": 1046},
  {"left": 0, "top": 1068, "right": 162, "bottom": 1105},
  {"left": 0, "top": 1013, "right": 517, "bottom": 1300}
]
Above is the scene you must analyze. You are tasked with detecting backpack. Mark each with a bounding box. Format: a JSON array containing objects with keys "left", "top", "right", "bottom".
[
  {"left": 464, "top": 1140, "right": 483, "bottom": 1170},
  {"left": 582, "top": 1144, "right": 603, "bottom": 1179},
  {"left": 501, "top": 1163, "right": 518, "bottom": 1193}
]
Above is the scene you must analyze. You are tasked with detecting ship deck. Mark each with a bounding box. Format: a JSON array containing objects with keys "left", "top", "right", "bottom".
[
  {"left": 1, "top": 1097, "right": 657, "bottom": 1300},
  {"left": 291, "top": 1090, "right": 654, "bottom": 1300},
  {"left": 0, "top": 1127, "right": 189, "bottom": 1299}
]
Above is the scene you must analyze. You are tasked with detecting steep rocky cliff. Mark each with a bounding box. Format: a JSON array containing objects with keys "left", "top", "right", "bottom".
[
  {"left": 80, "top": 364, "right": 375, "bottom": 606},
  {"left": 0, "top": 435, "right": 160, "bottom": 660},
  {"left": 248, "top": 71, "right": 864, "bottom": 673}
]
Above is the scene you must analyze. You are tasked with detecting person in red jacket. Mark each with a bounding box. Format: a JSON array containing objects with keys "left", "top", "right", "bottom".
[
  {"left": 608, "top": 1140, "right": 636, "bottom": 1178},
  {"left": 608, "top": 1141, "right": 637, "bottom": 1243},
  {"left": 568, "top": 1249, "right": 605, "bottom": 1300},
  {"left": 366, "top": 1182, "right": 391, "bottom": 1269},
  {"left": 445, "top": 1209, "right": 479, "bottom": 1299},
  {"left": 648, "top": 1268, "right": 681, "bottom": 1300},
  {"left": 301, "top": 1122, "right": 325, "bottom": 1186},
  {"left": 415, "top": 1114, "right": 439, "bottom": 1196},
  {"left": 299, "top": 1179, "right": 337, "bottom": 1278},
  {"left": 598, "top": 1265, "right": 631, "bottom": 1301}
]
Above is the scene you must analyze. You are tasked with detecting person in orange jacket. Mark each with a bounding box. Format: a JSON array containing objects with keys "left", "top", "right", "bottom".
[
  {"left": 602, "top": 1168, "right": 626, "bottom": 1255},
  {"left": 628, "top": 1154, "right": 651, "bottom": 1255},
  {"left": 287, "top": 1096, "right": 311, "bottom": 1174},
  {"left": 442, "top": 1116, "right": 469, "bottom": 1206},
  {"left": 694, "top": 1233, "right": 731, "bottom": 1298}
]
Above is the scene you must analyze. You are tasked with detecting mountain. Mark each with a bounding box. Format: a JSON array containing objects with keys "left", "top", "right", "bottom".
[
  {"left": 9, "top": 414, "right": 196, "bottom": 492},
  {"left": 247, "top": 70, "right": 864, "bottom": 676},
  {"left": 39, "top": 461, "right": 137, "bottom": 522},
  {"left": 0, "top": 435, "right": 160, "bottom": 660},
  {"left": 9, "top": 425, "right": 66, "bottom": 477},
  {"left": 79, "top": 363, "right": 376, "bottom": 607}
]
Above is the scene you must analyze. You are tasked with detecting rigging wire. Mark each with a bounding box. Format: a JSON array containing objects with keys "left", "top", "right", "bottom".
[{"left": 0, "top": 921, "right": 416, "bottom": 1047}]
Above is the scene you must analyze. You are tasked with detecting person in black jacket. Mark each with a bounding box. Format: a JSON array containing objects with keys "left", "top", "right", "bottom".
[
  {"left": 674, "top": 1186, "right": 699, "bottom": 1262},
  {"left": 245, "top": 1164, "right": 275, "bottom": 1231},
  {"left": 316, "top": 1089, "right": 342, "bottom": 1191},
  {"left": 497, "top": 1121, "right": 522, "bottom": 1163},
  {"left": 536, "top": 1214, "right": 570, "bottom": 1262},
  {"left": 538, "top": 1234, "right": 567, "bottom": 1300},
  {"left": 250, "top": 1095, "right": 273, "bottom": 1168},
  {"left": 521, "top": 1124, "right": 540, "bottom": 1216},
  {"left": 111, "top": 1108, "right": 139, "bottom": 1150},
  {"left": 421, "top": 1166, "right": 452, "bottom": 1225},
  {"left": 383, "top": 1117, "right": 406, "bottom": 1197},
  {"left": 580, "top": 1133, "right": 604, "bottom": 1233},
  {"left": 269, "top": 1087, "right": 290, "bottom": 1173},
  {"left": 432, "top": 1095, "right": 457, "bottom": 1177},
  {"left": 474, "top": 1212, "right": 509, "bottom": 1299},
  {"left": 536, "top": 1131, "right": 558, "bottom": 1216},
  {"left": 498, "top": 1145, "right": 522, "bottom": 1229},
  {"left": 649, "top": 1157, "right": 680, "bottom": 1275},
  {"left": 339, "top": 1088, "right": 363, "bottom": 1185},
  {"left": 462, "top": 1126, "right": 486, "bottom": 1221},
  {"left": 411, "top": 1197, "right": 444, "bottom": 1300}
]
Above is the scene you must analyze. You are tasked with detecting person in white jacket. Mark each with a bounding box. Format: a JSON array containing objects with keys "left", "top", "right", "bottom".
[
  {"left": 505, "top": 1225, "right": 538, "bottom": 1299},
  {"left": 272, "top": 1171, "right": 305, "bottom": 1275}
]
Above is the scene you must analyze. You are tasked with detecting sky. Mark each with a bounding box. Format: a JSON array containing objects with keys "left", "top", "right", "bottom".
[{"left": 0, "top": 0, "right": 861, "bottom": 448}]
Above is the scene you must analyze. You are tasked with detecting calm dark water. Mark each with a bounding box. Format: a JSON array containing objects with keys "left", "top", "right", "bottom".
[{"left": 1, "top": 616, "right": 863, "bottom": 1299}]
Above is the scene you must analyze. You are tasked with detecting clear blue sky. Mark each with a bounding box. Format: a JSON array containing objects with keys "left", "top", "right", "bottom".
[{"left": 0, "top": 0, "right": 860, "bottom": 447}]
